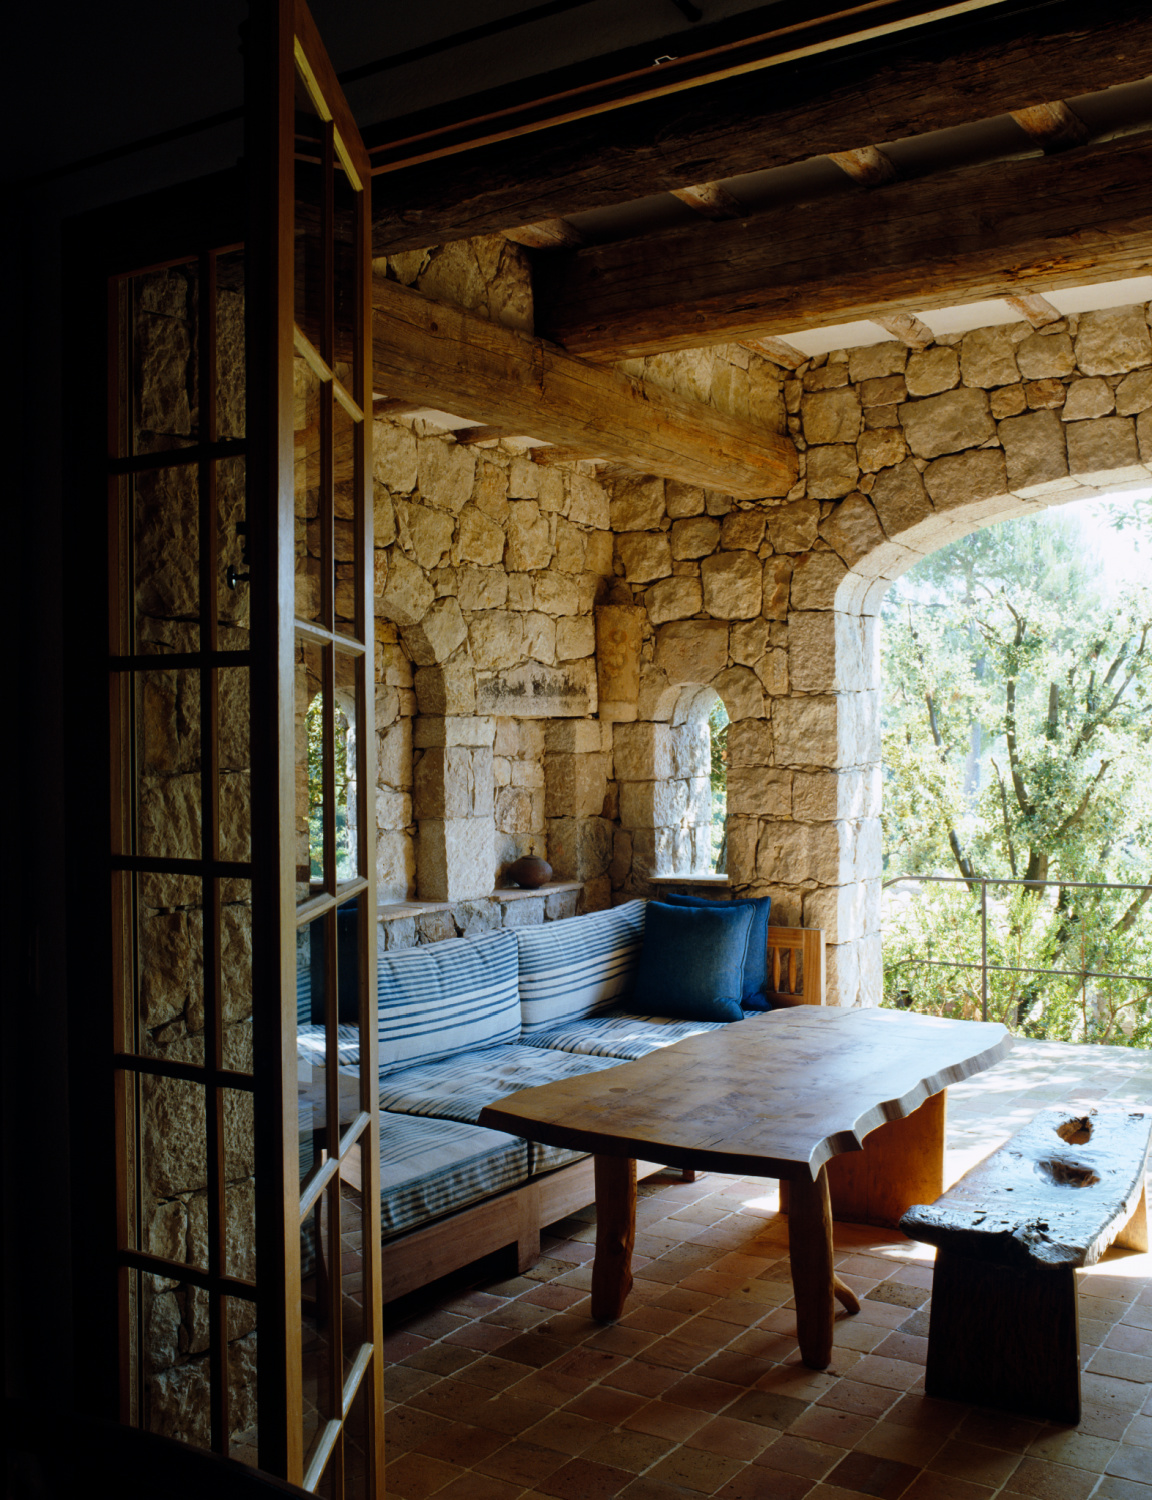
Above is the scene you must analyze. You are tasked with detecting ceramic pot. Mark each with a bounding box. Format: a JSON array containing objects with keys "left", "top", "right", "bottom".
[{"left": 505, "top": 856, "right": 552, "bottom": 889}]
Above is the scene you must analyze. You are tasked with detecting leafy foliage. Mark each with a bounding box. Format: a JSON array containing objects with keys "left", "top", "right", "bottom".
[
  {"left": 709, "top": 697, "right": 729, "bottom": 874},
  {"left": 881, "top": 507, "right": 1152, "bottom": 1043}
]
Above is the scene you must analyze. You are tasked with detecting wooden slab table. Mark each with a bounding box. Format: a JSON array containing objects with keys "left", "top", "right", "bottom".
[{"left": 480, "top": 1007, "right": 1011, "bottom": 1369}]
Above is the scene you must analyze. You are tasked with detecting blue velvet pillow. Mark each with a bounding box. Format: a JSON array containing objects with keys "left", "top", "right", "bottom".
[
  {"left": 630, "top": 900, "right": 753, "bottom": 1023},
  {"left": 662, "top": 892, "right": 772, "bottom": 1008}
]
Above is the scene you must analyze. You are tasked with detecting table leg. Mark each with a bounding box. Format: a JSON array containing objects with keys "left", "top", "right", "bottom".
[
  {"left": 591, "top": 1155, "right": 637, "bottom": 1322},
  {"left": 788, "top": 1165, "right": 836, "bottom": 1370}
]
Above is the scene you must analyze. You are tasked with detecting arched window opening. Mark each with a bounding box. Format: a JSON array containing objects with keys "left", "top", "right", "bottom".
[{"left": 709, "top": 697, "right": 730, "bottom": 874}]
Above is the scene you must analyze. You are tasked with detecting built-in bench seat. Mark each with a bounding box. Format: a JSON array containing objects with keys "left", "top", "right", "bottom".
[{"left": 902, "top": 1103, "right": 1152, "bottom": 1424}]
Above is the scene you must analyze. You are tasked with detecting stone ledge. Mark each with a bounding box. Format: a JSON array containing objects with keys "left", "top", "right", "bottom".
[
  {"left": 649, "top": 873, "right": 730, "bottom": 887},
  {"left": 491, "top": 880, "right": 583, "bottom": 902},
  {"left": 377, "top": 900, "right": 453, "bottom": 922}
]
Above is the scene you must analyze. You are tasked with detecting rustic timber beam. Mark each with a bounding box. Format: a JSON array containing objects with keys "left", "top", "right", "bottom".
[
  {"left": 371, "top": 276, "right": 797, "bottom": 498},
  {"left": 370, "top": 0, "right": 1152, "bottom": 253},
  {"left": 536, "top": 131, "right": 1152, "bottom": 360}
]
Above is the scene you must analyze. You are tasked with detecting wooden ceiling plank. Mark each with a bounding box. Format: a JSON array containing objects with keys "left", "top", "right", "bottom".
[
  {"left": 504, "top": 218, "right": 587, "bottom": 249},
  {"left": 873, "top": 313, "right": 935, "bottom": 350},
  {"left": 370, "top": 0, "right": 1152, "bottom": 253},
  {"left": 828, "top": 145, "right": 898, "bottom": 187},
  {"left": 536, "top": 131, "right": 1152, "bottom": 360},
  {"left": 371, "top": 275, "right": 797, "bottom": 497},
  {"left": 1011, "top": 99, "right": 1091, "bottom": 151},
  {"left": 1004, "top": 292, "right": 1063, "bottom": 327}
]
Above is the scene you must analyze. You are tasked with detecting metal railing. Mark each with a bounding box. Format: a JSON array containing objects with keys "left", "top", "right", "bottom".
[{"left": 882, "top": 873, "right": 1152, "bottom": 1023}]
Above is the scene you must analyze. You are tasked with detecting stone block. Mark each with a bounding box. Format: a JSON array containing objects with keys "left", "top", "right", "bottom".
[
  {"left": 505, "top": 501, "right": 553, "bottom": 571},
  {"left": 595, "top": 604, "right": 643, "bottom": 704},
  {"left": 417, "top": 910, "right": 457, "bottom": 945},
  {"left": 788, "top": 551, "right": 849, "bottom": 611},
  {"left": 379, "top": 909, "right": 417, "bottom": 947},
  {"left": 544, "top": 720, "right": 602, "bottom": 755},
  {"left": 1062, "top": 378, "right": 1114, "bottom": 421},
  {"left": 413, "top": 715, "right": 496, "bottom": 749},
  {"left": 859, "top": 375, "right": 907, "bottom": 409},
  {"left": 787, "top": 610, "right": 866, "bottom": 694},
  {"left": 804, "top": 363, "right": 849, "bottom": 390},
  {"left": 556, "top": 616, "right": 595, "bottom": 660},
  {"left": 900, "top": 388, "right": 995, "bottom": 458},
  {"left": 552, "top": 517, "right": 586, "bottom": 573},
  {"left": 685, "top": 776, "right": 712, "bottom": 828},
  {"left": 766, "top": 498, "right": 820, "bottom": 552},
  {"left": 959, "top": 327, "right": 1019, "bottom": 388},
  {"left": 618, "top": 779, "right": 690, "bottom": 828},
  {"left": 477, "top": 660, "right": 596, "bottom": 718},
  {"left": 669, "top": 722, "right": 710, "bottom": 778},
  {"left": 727, "top": 766, "right": 792, "bottom": 818},
  {"left": 373, "top": 420, "right": 418, "bottom": 493},
  {"left": 544, "top": 752, "right": 610, "bottom": 818},
  {"left": 609, "top": 476, "right": 666, "bottom": 531},
  {"left": 1116, "top": 369, "right": 1152, "bottom": 416},
  {"left": 670, "top": 516, "right": 721, "bottom": 559},
  {"left": 756, "top": 819, "right": 852, "bottom": 887},
  {"left": 665, "top": 481, "right": 706, "bottom": 517},
  {"left": 494, "top": 785, "right": 536, "bottom": 834},
  {"left": 1015, "top": 331, "right": 1075, "bottom": 380},
  {"left": 1065, "top": 415, "right": 1140, "bottom": 483},
  {"left": 868, "top": 458, "right": 931, "bottom": 537},
  {"left": 455, "top": 505, "right": 506, "bottom": 567},
  {"left": 857, "top": 427, "right": 908, "bottom": 473},
  {"left": 1075, "top": 306, "right": 1152, "bottom": 376},
  {"left": 455, "top": 900, "right": 502, "bottom": 937},
  {"left": 801, "top": 388, "right": 861, "bottom": 445},
  {"left": 400, "top": 596, "right": 467, "bottom": 666},
  {"left": 701, "top": 550, "right": 762, "bottom": 619},
  {"left": 806, "top": 444, "right": 860, "bottom": 499},
  {"left": 533, "top": 571, "right": 581, "bottom": 616},
  {"left": 1025, "top": 378, "right": 1066, "bottom": 411},
  {"left": 999, "top": 408, "right": 1068, "bottom": 492},
  {"left": 923, "top": 448, "right": 1009, "bottom": 513},
  {"left": 413, "top": 660, "right": 476, "bottom": 717},
  {"left": 378, "top": 718, "right": 413, "bottom": 788},
  {"left": 545, "top": 888, "right": 580, "bottom": 920},
  {"left": 584, "top": 530, "right": 614, "bottom": 578},
  {"left": 720, "top": 511, "right": 766, "bottom": 551},
  {"left": 819, "top": 493, "right": 886, "bottom": 567},
  {"left": 713, "top": 665, "right": 764, "bottom": 721},
  {"left": 379, "top": 548, "right": 435, "bottom": 627},
  {"left": 617, "top": 532, "right": 672, "bottom": 583},
  {"left": 792, "top": 767, "right": 879, "bottom": 822},
  {"left": 373, "top": 485, "right": 397, "bottom": 548},
  {"left": 847, "top": 343, "right": 907, "bottom": 381},
  {"left": 609, "top": 827, "right": 633, "bottom": 888},
  {"left": 395, "top": 500, "right": 455, "bottom": 570},
  {"left": 581, "top": 876, "right": 613, "bottom": 911},
  {"left": 990, "top": 384, "right": 1027, "bottom": 419},
  {"left": 763, "top": 556, "right": 793, "bottom": 620},
  {"left": 772, "top": 695, "right": 841, "bottom": 768},
  {"left": 474, "top": 460, "right": 510, "bottom": 521},
  {"left": 567, "top": 471, "right": 610, "bottom": 529},
  {"left": 456, "top": 565, "right": 508, "bottom": 613},
  {"left": 500, "top": 894, "right": 546, "bottom": 927},
  {"left": 417, "top": 438, "right": 475, "bottom": 514},
  {"left": 1140, "top": 409, "right": 1152, "bottom": 464},
  {"left": 654, "top": 620, "right": 729, "bottom": 685},
  {"left": 727, "top": 719, "right": 773, "bottom": 767},
  {"left": 413, "top": 745, "right": 493, "bottom": 821},
  {"left": 905, "top": 346, "right": 960, "bottom": 397},
  {"left": 646, "top": 576, "right": 703, "bottom": 624},
  {"left": 547, "top": 816, "right": 613, "bottom": 880},
  {"left": 469, "top": 610, "right": 525, "bottom": 671},
  {"left": 755, "top": 648, "right": 789, "bottom": 696},
  {"left": 730, "top": 618, "right": 770, "bottom": 666},
  {"left": 636, "top": 666, "right": 680, "bottom": 722},
  {"left": 613, "top": 721, "right": 673, "bottom": 780},
  {"left": 375, "top": 789, "right": 412, "bottom": 831},
  {"left": 802, "top": 882, "right": 872, "bottom": 945}
]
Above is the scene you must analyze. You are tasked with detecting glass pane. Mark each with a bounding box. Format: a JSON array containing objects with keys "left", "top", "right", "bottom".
[
  {"left": 334, "top": 400, "right": 358, "bottom": 638},
  {"left": 224, "top": 1087, "right": 256, "bottom": 1280},
  {"left": 227, "top": 1296, "right": 258, "bottom": 1465},
  {"left": 217, "top": 455, "right": 250, "bottom": 638},
  {"left": 139, "top": 1075, "right": 207, "bottom": 1270},
  {"left": 343, "top": 1363, "right": 374, "bottom": 1500},
  {"left": 218, "top": 664, "right": 251, "bottom": 864},
  {"left": 215, "top": 250, "right": 246, "bottom": 441},
  {"left": 294, "top": 74, "right": 325, "bottom": 346},
  {"left": 296, "top": 641, "right": 326, "bottom": 901},
  {"left": 220, "top": 878, "right": 253, "bottom": 1073},
  {"left": 298, "top": 913, "right": 328, "bottom": 1187},
  {"left": 333, "top": 166, "right": 358, "bottom": 393},
  {"left": 301, "top": 1200, "right": 332, "bottom": 1472},
  {"left": 340, "top": 1177, "right": 366, "bottom": 1382},
  {"left": 132, "top": 263, "right": 199, "bottom": 456},
  {"left": 137, "top": 873, "right": 205, "bottom": 1065},
  {"left": 143, "top": 1272, "right": 211, "bottom": 1448},
  {"left": 294, "top": 355, "right": 323, "bottom": 624},
  {"left": 335, "top": 898, "right": 363, "bottom": 1137},
  {"left": 334, "top": 654, "right": 358, "bottom": 884},
  {"left": 134, "top": 668, "right": 202, "bottom": 863},
  {"left": 134, "top": 464, "right": 200, "bottom": 653}
]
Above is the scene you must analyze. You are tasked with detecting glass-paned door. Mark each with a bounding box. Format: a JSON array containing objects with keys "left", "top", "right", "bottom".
[{"left": 249, "top": 2, "right": 382, "bottom": 1490}]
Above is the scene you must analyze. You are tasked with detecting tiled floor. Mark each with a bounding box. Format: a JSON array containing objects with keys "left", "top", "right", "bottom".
[{"left": 380, "top": 1038, "right": 1152, "bottom": 1500}]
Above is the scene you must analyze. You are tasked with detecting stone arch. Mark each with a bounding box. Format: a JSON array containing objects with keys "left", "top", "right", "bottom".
[{"left": 788, "top": 319, "right": 1152, "bottom": 1009}]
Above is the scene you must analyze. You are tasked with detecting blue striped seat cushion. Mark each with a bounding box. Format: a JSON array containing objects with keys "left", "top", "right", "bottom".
[
  {"left": 377, "top": 929, "right": 521, "bottom": 1075},
  {"left": 296, "top": 1022, "right": 360, "bottom": 1068},
  {"left": 520, "top": 1010, "right": 728, "bottom": 1060},
  {"left": 379, "top": 1112, "right": 530, "bottom": 1239},
  {"left": 378, "top": 1042, "right": 619, "bottom": 1127},
  {"left": 517, "top": 899, "right": 647, "bottom": 1037}
]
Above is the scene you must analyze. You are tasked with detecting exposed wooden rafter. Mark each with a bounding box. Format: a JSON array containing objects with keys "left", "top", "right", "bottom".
[
  {"left": 371, "top": 275, "right": 797, "bottom": 497},
  {"left": 1004, "top": 292, "right": 1063, "bottom": 327},
  {"left": 873, "top": 313, "right": 935, "bottom": 350},
  {"left": 670, "top": 181, "right": 744, "bottom": 220},
  {"left": 739, "top": 336, "right": 808, "bottom": 369},
  {"left": 370, "top": 0, "right": 1152, "bottom": 253},
  {"left": 504, "top": 218, "right": 587, "bottom": 250},
  {"left": 828, "top": 146, "right": 898, "bottom": 187},
  {"left": 536, "top": 131, "right": 1152, "bottom": 360},
  {"left": 1010, "top": 99, "right": 1091, "bottom": 151}
]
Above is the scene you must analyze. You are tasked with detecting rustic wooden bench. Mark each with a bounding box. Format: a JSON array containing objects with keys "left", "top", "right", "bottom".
[{"left": 901, "top": 1104, "right": 1152, "bottom": 1424}]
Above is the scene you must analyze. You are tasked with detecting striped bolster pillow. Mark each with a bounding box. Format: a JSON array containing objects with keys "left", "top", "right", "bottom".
[{"left": 517, "top": 899, "right": 647, "bottom": 1036}]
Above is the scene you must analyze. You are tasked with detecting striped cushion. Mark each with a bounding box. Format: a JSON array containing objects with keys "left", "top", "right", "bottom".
[
  {"left": 522, "top": 1010, "right": 728, "bottom": 1060},
  {"left": 528, "top": 1140, "right": 589, "bottom": 1176},
  {"left": 296, "top": 964, "right": 312, "bottom": 1029},
  {"left": 379, "top": 1112, "right": 529, "bottom": 1240},
  {"left": 377, "top": 929, "right": 520, "bottom": 1075},
  {"left": 378, "top": 1043, "right": 619, "bottom": 1126},
  {"left": 296, "top": 1022, "right": 360, "bottom": 1067},
  {"left": 517, "top": 900, "right": 647, "bottom": 1037}
]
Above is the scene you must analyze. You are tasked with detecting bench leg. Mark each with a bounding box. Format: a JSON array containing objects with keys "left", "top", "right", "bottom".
[
  {"left": 788, "top": 1165, "right": 836, "bottom": 1370},
  {"left": 591, "top": 1155, "right": 637, "bottom": 1322},
  {"left": 926, "top": 1250, "right": 1081, "bottom": 1424},
  {"left": 1115, "top": 1181, "right": 1149, "bottom": 1253}
]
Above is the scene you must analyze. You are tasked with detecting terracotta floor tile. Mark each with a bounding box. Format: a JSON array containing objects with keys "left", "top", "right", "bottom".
[
  {"left": 926, "top": 1438, "right": 1021, "bottom": 1486},
  {"left": 540, "top": 1456, "right": 637, "bottom": 1499},
  {"left": 1079, "top": 1400, "right": 1139, "bottom": 1440},
  {"left": 522, "top": 1283, "right": 588, "bottom": 1311},
  {"left": 385, "top": 1405, "right": 451, "bottom": 1456},
  {"left": 380, "top": 1330, "right": 431, "bottom": 1360},
  {"left": 725, "top": 1390, "right": 811, "bottom": 1431},
  {"left": 662, "top": 1373, "right": 745, "bottom": 1414},
  {"left": 593, "top": 1427, "right": 677, "bottom": 1474},
  {"left": 1122, "top": 1306, "right": 1152, "bottom": 1332},
  {"left": 495, "top": 1331, "right": 573, "bottom": 1368},
  {"left": 853, "top": 1420, "right": 942, "bottom": 1469},
  {"left": 604, "top": 1359, "right": 687, "bottom": 1399},
  {"left": 387, "top": 1366, "right": 439, "bottom": 1403},
  {"left": 1090, "top": 1346, "right": 1152, "bottom": 1383},
  {"left": 473, "top": 1439, "right": 569, "bottom": 1488},
  {"left": 1027, "top": 1426, "right": 1119, "bottom": 1470},
  {"left": 550, "top": 1345, "right": 626, "bottom": 1382},
  {"left": 687, "top": 1415, "right": 779, "bottom": 1462},
  {"left": 640, "top": 1337, "right": 710, "bottom": 1372},
  {"left": 1084, "top": 1371, "right": 1152, "bottom": 1414},
  {"left": 853, "top": 1302, "right": 914, "bottom": 1330},
  {"left": 523, "top": 1407, "right": 612, "bottom": 1457},
  {"left": 787, "top": 1408, "right": 875, "bottom": 1449},
  {"left": 869, "top": 1332, "right": 928, "bottom": 1367},
  {"left": 679, "top": 1316, "right": 749, "bottom": 1348},
  {"left": 414, "top": 1420, "right": 506, "bottom": 1468},
  {"left": 754, "top": 1435, "right": 841, "bottom": 1480},
  {"left": 623, "top": 1477, "right": 717, "bottom": 1500},
  {"left": 624, "top": 1399, "right": 712, "bottom": 1442},
  {"left": 900, "top": 1475, "right": 995, "bottom": 1500},
  {"left": 715, "top": 1467, "right": 816, "bottom": 1500},
  {"left": 953, "top": 1411, "right": 1043, "bottom": 1453},
  {"left": 646, "top": 1446, "right": 747, "bottom": 1494},
  {"left": 432, "top": 1472, "right": 522, "bottom": 1500},
  {"left": 837, "top": 1355, "right": 922, "bottom": 1393},
  {"left": 385, "top": 1450, "right": 466, "bottom": 1499},
  {"left": 454, "top": 1354, "right": 534, "bottom": 1392},
  {"left": 442, "top": 1320, "right": 520, "bottom": 1352},
  {"left": 464, "top": 1392, "right": 556, "bottom": 1438},
  {"left": 503, "top": 1366, "right": 585, "bottom": 1409},
  {"left": 696, "top": 1353, "right": 777, "bottom": 1389},
  {"left": 404, "top": 1342, "right": 478, "bottom": 1377},
  {"left": 565, "top": 1383, "right": 648, "bottom": 1425},
  {"left": 862, "top": 1282, "right": 929, "bottom": 1311},
  {"left": 815, "top": 1381, "right": 899, "bottom": 1420},
  {"left": 822, "top": 1448, "right": 920, "bottom": 1498},
  {"left": 589, "top": 1325, "right": 662, "bottom": 1357},
  {"left": 1002, "top": 1455, "right": 1098, "bottom": 1498}
]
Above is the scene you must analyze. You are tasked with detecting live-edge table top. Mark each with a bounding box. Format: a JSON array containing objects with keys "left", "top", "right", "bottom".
[{"left": 480, "top": 1007, "right": 1011, "bottom": 1182}]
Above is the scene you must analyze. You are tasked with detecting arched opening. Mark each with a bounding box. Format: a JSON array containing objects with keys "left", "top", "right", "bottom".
[{"left": 669, "top": 684, "right": 729, "bottom": 875}]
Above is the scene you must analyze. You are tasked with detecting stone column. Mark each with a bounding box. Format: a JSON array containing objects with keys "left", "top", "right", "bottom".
[
  {"left": 413, "top": 715, "right": 496, "bottom": 901},
  {"left": 543, "top": 720, "right": 613, "bottom": 909}
]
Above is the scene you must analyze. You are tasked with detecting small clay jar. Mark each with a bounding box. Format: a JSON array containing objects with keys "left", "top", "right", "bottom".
[{"left": 505, "top": 856, "right": 552, "bottom": 889}]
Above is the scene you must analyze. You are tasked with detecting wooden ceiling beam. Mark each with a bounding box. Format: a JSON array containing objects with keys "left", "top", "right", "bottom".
[
  {"left": 371, "top": 0, "right": 1152, "bottom": 253},
  {"left": 504, "top": 218, "right": 587, "bottom": 250},
  {"left": 671, "top": 182, "right": 744, "bottom": 220},
  {"left": 371, "top": 276, "right": 797, "bottom": 498},
  {"left": 1011, "top": 99, "right": 1091, "bottom": 151},
  {"left": 873, "top": 313, "right": 935, "bottom": 350},
  {"left": 536, "top": 131, "right": 1152, "bottom": 360},
  {"left": 1004, "top": 292, "right": 1063, "bottom": 327},
  {"left": 828, "top": 146, "right": 898, "bottom": 187}
]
